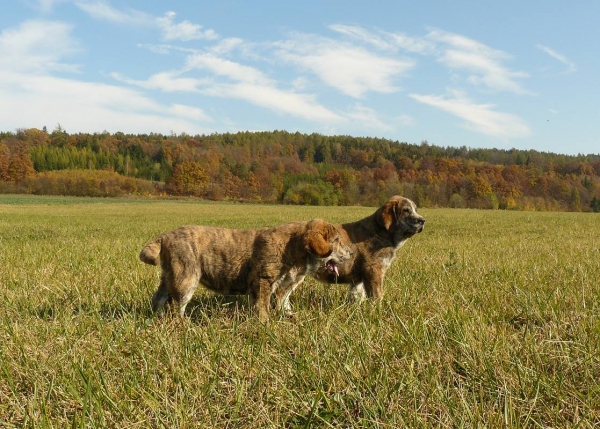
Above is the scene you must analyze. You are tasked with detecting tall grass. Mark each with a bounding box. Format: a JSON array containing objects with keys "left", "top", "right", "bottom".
[{"left": 1, "top": 195, "right": 599, "bottom": 427}]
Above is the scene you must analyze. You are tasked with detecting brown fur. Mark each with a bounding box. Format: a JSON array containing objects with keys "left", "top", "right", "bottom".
[
  {"left": 139, "top": 219, "right": 351, "bottom": 322},
  {"left": 309, "top": 195, "right": 425, "bottom": 302}
]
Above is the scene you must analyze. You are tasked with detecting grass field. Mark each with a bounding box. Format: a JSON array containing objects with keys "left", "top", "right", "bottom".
[{"left": 1, "top": 194, "right": 599, "bottom": 428}]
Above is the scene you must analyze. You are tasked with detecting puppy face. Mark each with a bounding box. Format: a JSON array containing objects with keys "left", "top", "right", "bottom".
[
  {"left": 304, "top": 219, "right": 352, "bottom": 276},
  {"left": 377, "top": 196, "right": 425, "bottom": 236}
]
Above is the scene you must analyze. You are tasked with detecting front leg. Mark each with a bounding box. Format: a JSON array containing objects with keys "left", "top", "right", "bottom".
[
  {"left": 275, "top": 274, "right": 305, "bottom": 318},
  {"left": 248, "top": 278, "right": 271, "bottom": 323},
  {"left": 362, "top": 266, "right": 385, "bottom": 300},
  {"left": 347, "top": 282, "right": 366, "bottom": 302},
  {"left": 257, "top": 278, "right": 273, "bottom": 323}
]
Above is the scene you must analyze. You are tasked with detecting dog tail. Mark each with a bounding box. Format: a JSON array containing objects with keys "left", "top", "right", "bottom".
[{"left": 139, "top": 239, "right": 161, "bottom": 266}]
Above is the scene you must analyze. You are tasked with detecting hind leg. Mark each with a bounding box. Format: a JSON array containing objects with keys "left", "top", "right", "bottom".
[
  {"left": 152, "top": 276, "right": 171, "bottom": 315},
  {"left": 171, "top": 271, "right": 200, "bottom": 317}
]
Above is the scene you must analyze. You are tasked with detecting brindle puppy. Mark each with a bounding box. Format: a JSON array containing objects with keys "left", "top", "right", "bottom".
[
  {"left": 139, "top": 219, "right": 351, "bottom": 321},
  {"left": 312, "top": 195, "right": 425, "bottom": 301}
]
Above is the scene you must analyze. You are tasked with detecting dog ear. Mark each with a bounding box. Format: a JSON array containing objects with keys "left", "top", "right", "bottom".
[
  {"left": 375, "top": 198, "right": 400, "bottom": 231},
  {"left": 304, "top": 219, "right": 333, "bottom": 257}
]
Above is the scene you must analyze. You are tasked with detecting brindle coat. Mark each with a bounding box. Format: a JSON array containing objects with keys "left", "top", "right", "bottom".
[
  {"left": 139, "top": 219, "right": 351, "bottom": 322},
  {"left": 311, "top": 195, "right": 425, "bottom": 301}
]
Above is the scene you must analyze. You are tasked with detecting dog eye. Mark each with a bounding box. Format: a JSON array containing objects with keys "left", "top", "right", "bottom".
[{"left": 403, "top": 207, "right": 410, "bottom": 214}]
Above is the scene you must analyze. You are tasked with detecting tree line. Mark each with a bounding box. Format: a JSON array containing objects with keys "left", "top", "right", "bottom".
[{"left": 1, "top": 127, "right": 599, "bottom": 211}]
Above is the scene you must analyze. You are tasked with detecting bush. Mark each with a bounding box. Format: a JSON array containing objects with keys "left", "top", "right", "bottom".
[{"left": 283, "top": 180, "right": 341, "bottom": 206}]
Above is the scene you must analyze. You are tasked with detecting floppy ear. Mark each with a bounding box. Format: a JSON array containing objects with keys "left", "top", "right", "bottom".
[
  {"left": 304, "top": 219, "right": 333, "bottom": 257},
  {"left": 376, "top": 199, "right": 399, "bottom": 231}
]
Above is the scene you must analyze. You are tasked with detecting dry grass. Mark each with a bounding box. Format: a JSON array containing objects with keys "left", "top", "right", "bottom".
[{"left": 1, "top": 195, "right": 599, "bottom": 428}]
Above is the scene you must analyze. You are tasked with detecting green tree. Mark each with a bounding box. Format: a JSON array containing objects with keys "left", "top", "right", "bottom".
[{"left": 570, "top": 187, "right": 581, "bottom": 212}]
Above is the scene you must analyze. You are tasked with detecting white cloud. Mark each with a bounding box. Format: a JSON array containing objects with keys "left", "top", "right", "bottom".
[
  {"left": 0, "top": 20, "right": 80, "bottom": 73},
  {"left": 329, "top": 24, "right": 395, "bottom": 51},
  {"left": 275, "top": 34, "right": 414, "bottom": 98},
  {"left": 0, "top": 71, "right": 211, "bottom": 134},
  {"left": 329, "top": 24, "right": 435, "bottom": 55},
  {"left": 74, "top": 1, "right": 149, "bottom": 24},
  {"left": 136, "top": 43, "right": 173, "bottom": 55},
  {"left": 0, "top": 18, "right": 211, "bottom": 133},
  {"left": 536, "top": 44, "right": 576, "bottom": 73},
  {"left": 387, "top": 32, "right": 436, "bottom": 54},
  {"left": 345, "top": 104, "right": 392, "bottom": 132},
  {"left": 34, "top": 0, "right": 69, "bottom": 13},
  {"left": 185, "top": 53, "right": 271, "bottom": 84},
  {"left": 410, "top": 90, "right": 531, "bottom": 138},
  {"left": 209, "top": 37, "right": 244, "bottom": 55},
  {"left": 110, "top": 71, "right": 210, "bottom": 92},
  {"left": 156, "top": 11, "right": 218, "bottom": 41},
  {"left": 75, "top": 2, "right": 218, "bottom": 41},
  {"left": 203, "top": 83, "right": 343, "bottom": 123},
  {"left": 427, "top": 28, "right": 530, "bottom": 94},
  {"left": 168, "top": 104, "right": 213, "bottom": 122},
  {"left": 114, "top": 52, "right": 343, "bottom": 124}
]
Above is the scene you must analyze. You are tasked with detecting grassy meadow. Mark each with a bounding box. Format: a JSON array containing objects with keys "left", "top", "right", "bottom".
[{"left": 1, "top": 194, "right": 599, "bottom": 428}]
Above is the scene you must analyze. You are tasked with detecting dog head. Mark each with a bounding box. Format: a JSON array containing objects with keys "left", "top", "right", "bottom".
[
  {"left": 304, "top": 219, "right": 352, "bottom": 277},
  {"left": 375, "top": 196, "right": 425, "bottom": 238}
]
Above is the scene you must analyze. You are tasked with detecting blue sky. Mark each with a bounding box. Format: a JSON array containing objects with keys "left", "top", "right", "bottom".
[{"left": 1, "top": 1, "right": 598, "bottom": 155}]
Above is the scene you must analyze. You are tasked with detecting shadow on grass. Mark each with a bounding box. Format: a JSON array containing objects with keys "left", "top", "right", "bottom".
[
  {"left": 29, "top": 287, "right": 253, "bottom": 320},
  {"left": 30, "top": 285, "right": 345, "bottom": 324}
]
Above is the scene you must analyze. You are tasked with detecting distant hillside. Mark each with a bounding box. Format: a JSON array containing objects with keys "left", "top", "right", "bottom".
[{"left": 1, "top": 128, "right": 599, "bottom": 211}]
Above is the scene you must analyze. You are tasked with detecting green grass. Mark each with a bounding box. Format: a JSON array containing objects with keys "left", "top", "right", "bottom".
[{"left": 1, "top": 195, "right": 599, "bottom": 428}]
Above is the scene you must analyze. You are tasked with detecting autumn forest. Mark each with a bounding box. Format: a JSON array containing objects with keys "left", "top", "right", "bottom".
[{"left": 1, "top": 127, "right": 599, "bottom": 212}]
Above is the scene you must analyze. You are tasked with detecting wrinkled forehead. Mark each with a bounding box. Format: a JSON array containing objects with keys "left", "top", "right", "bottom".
[{"left": 398, "top": 198, "right": 416, "bottom": 212}]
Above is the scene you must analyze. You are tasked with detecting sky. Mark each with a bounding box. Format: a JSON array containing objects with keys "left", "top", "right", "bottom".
[{"left": 1, "top": 1, "right": 599, "bottom": 156}]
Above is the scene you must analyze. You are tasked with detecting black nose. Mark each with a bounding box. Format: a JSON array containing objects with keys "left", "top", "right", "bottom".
[{"left": 417, "top": 218, "right": 425, "bottom": 225}]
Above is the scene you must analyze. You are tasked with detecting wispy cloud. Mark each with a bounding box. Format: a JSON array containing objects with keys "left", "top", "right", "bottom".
[
  {"left": 321, "top": 25, "right": 531, "bottom": 95},
  {"left": 329, "top": 24, "right": 395, "bottom": 51},
  {"left": 203, "top": 82, "right": 344, "bottom": 123},
  {"left": 156, "top": 11, "right": 218, "bottom": 41},
  {"left": 536, "top": 44, "right": 576, "bottom": 73},
  {"left": 0, "top": 20, "right": 80, "bottom": 73},
  {"left": 74, "top": 1, "right": 149, "bottom": 25},
  {"left": 345, "top": 104, "right": 393, "bottom": 132},
  {"left": 329, "top": 24, "right": 435, "bottom": 54},
  {"left": 110, "top": 70, "right": 210, "bottom": 92},
  {"left": 0, "top": 71, "right": 211, "bottom": 133},
  {"left": 114, "top": 54, "right": 344, "bottom": 124},
  {"left": 427, "top": 28, "right": 530, "bottom": 94},
  {"left": 33, "top": 0, "right": 69, "bottom": 13},
  {"left": 185, "top": 53, "right": 271, "bottom": 84},
  {"left": 5, "top": 5, "right": 537, "bottom": 142},
  {"left": 0, "top": 17, "right": 212, "bottom": 133},
  {"left": 274, "top": 33, "right": 414, "bottom": 98},
  {"left": 410, "top": 90, "right": 531, "bottom": 138},
  {"left": 75, "top": 1, "right": 218, "bottom": 42}
]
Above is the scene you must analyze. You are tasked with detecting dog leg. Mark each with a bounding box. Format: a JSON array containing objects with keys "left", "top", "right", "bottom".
[
  {"left": 173, "top": 273, "right": 200, "bottom": 317},
  {"left": 256, "top": 279, "right": 272, "bottom": 323},
  {"left": 362, "top": 268, "right": 385, "bottom": 300},
  {"left": 348, "top": 282, "right": 367, "bottom": 302},
  {"left": 275, "top": 275, "right": 305, "bottom": 318},
  {"left": 152, "top": 277, "right": 170, "bottom": 315}
]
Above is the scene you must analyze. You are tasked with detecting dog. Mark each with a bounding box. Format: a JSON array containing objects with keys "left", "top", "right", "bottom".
[
  {"left": 307, "top": 195, "right": 425, "bottom": 302},
  {"left": 248, "top": 219, "right": 352, "bottom": 321},
  {"left": 139, "top": 219, "right": 351, "bottom": 322}
]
